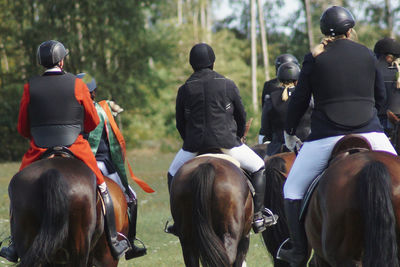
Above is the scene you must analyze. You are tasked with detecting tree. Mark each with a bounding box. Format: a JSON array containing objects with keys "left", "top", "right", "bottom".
[{"left": 250, "top": 0, "right": 258, "bottom": 112}]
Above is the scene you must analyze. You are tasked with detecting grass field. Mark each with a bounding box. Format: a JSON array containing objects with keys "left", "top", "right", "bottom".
[{"left": 0, "top": 149, "right": 274, "bottom": 267}]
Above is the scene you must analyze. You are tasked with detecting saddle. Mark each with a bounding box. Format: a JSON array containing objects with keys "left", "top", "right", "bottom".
[
  {"left": 40, "top": 146, "right": 76, "bottom": 159},
  {"left": 299, "top": 134, "right": 372, "bottom": 220},
  {"left": 195, "top": 152, "right": 255, "bottom": 196}
]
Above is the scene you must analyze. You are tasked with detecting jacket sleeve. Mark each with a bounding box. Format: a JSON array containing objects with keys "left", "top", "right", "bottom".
[
  {"left": 259, "top": 96, "right": 273, "bottom": 141},
  {"left": 373, "top": 60, "right": 386, "bottom": 112},
  {"left": 74, "top": 78, "right": 100, "bottom": 133},
  {"left": 285, "top": 54, "right": 313, "bottom": 135},
  {"left": 176, "top": 85, "right": 186, "bottom": 140},
  {"left": 228, "top": 80, "right": 246, "bottom": 138},
  {"left": 17, "top": 83, "right": 31, "bottom": 138}
]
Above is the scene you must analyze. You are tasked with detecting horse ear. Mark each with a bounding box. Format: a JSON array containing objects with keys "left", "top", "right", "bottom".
[{"left": 387, "top": 110, "right": 399, "bottom": 124}]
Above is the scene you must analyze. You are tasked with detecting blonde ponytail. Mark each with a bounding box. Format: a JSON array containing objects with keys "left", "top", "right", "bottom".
[
  {"left": 311, "top": 34, "right": 347, "bottom": 58},
  {"left": 280, "top": 82, "right": 296, "bottom": 101}
]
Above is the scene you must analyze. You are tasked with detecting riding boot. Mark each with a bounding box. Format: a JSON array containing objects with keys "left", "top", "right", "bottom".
[
  {"left": 125, "top": 201, "right": 147, "bottom": 260},
  {"left": 250, "top": 168, "right": 278, "bottom": 233},
  {"left": 100, "top": 187, "right": 130, "bottom": 259},
  {"left": 167, "top": 172, "right": 173, "bottom": 193},
  {"left": 0, "top": 239, "right": 18, "bottom": 263},
  {"left": 276, "top": 199, "right": 308, "bottom": 267}
]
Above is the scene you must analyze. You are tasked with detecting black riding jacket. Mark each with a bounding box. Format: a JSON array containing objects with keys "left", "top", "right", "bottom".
[
  {"left": 176, "top": 68, "right": 246, "bottom": 152},
  {"left": 285, "top": 39, "right": 385, "bottom": 140},
  {"left": 376, "top": 57, "right": 400, "bottom": 115}
]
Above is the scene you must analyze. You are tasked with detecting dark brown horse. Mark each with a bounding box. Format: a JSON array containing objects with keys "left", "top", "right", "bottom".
[
  {"left": 262, "top": 152, "right": 295, "bottom": 267},
  {"left": 170, "top": 156, "right": 253, "bottom": 267},
  {"left": 387, "top": 110, "right": 400, "bottom": 154},
  {"left": 263, "top": 137, "right": 400, "bottom": 266},
  {"left": 8, "top": 157, "right": 128, "bottom": 267}
]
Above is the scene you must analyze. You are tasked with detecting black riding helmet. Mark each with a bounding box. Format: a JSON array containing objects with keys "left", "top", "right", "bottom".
[
  {"left": 275, "top": 54, "right": 299, "bottom": 73},
  {"left": 374, "top": 37, "right": 400, "bottom": 57},
  {"left": 37, "top": 40, "right": 69, "bottom": 68},
  {"left": 277, "top": 62, "right": 301, "bottom": 83},
  {"left": 189, "top": 43, "right": 215, "bottom": 71},
  {"left": 320, "top": 6, "right": 355, "bottom": 36}
]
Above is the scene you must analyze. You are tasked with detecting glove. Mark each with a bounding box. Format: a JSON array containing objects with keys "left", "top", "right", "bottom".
[{"left": 284, "top": 130, "right": 302, "bottom": 152}]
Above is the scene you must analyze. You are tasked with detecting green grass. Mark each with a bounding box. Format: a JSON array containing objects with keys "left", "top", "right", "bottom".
[{"left": 0, "top": 150, "right": 274, "bottom": 266}]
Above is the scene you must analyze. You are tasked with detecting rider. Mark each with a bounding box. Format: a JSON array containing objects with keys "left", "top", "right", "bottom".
[
  {"left": 77, "top": 73, "right": 147, "bottom": 260},
  {"left": 261, "top": 62, "right": 311, "bottom": 156},
  {"left": 277, "top": 6, "right": 397, "bottom": 266},
  {"left": 373, "top": 37, "right": 400, "bottom": 135},
  {"left": 0, "top": 40, "right": 129, "bottom": 263},
  {"left": 259, "top": 54, "right": 299, "bottom": 144},
  {"left": 167, "top": 43, "right": 277, "bottom": 234}
]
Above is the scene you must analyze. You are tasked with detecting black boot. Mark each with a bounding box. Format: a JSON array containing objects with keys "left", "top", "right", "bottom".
[
  {"left": 125, "top": 201, "right": 147, "bottom": 260},
  {"left": 100, "top": 188, "right": 130, "bottom": 259},
  {"left": 167, "top": 172, "right": 173, "bottom": 193},
  {"left": 250, "top": 168, "right": 278, "bottom": 233},
  {"left": 276, "top": 199, "right": 308, "bottom": 266},
  {"left": 0, "top": 240, "right": 18, "bottom": 263}
]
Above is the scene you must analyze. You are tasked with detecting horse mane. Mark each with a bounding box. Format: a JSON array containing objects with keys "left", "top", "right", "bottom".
[{"left": 262, "top": 156, "right": 290, "bottom": 263}]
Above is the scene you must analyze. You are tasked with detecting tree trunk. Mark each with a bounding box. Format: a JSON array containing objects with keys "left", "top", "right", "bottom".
[
  {"left": 303, "top": 0, "right": 314, "bottom": 51},
  {"left": 177, "top": 0, "right": 183, "bottom": 25},
  {"left": 251, "top": 0, "right": 258, "bottom": 112},
  {"left": 384, "top": 0, "right": 394, "bottom": 38},
  {"left": 206, "top": 0, "right": 212, "bottom": 43},
  {"left": 257, "top": 0, "right": 270, "bottom": 81}
]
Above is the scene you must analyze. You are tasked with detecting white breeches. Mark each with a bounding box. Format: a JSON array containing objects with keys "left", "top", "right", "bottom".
[
  {"left": 97, "top": 161, "right": 136, "bottom": 202},
  {"left": 168, "top": 144, "right": 265, "bottom": 176},
  {"left": 283, "top": 132, "right": 397, "bottom": 200}
]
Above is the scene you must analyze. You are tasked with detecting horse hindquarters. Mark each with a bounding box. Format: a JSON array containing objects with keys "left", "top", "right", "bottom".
[
  {"left": 191, "top": 163, "right": 230, "bottom": 267},
  {"left": 16, "top": 169, "right": 70, "bottom": 267},
  {"left": 357, "top": 161, "right": 398, "bottom": 267}
]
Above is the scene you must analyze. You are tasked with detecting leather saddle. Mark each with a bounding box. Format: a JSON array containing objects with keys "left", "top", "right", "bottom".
[{"left": 299, "top": 134, "right": 372, "bottom": 220}]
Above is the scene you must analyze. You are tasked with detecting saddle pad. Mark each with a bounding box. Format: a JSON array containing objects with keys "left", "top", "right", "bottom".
[
  {"left": 196, "top": 153, "right": 241, "bottom": 168},
  {"left": 299, "top": 171, "right": 324, "bottom": 221}
]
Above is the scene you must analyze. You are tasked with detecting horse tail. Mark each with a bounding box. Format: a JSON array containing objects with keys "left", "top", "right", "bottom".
[
  {"left": 357, "top": 160, "right": 399, "bottom": 267},
  {"left": 191, "top": 162, "right": 230, "bottom": 267},
  {"left": 263, "top": 156, "right": 290, "bottom": 264},
  {"left": 20, "top": 169, "right": 70, "bottom": 267}
]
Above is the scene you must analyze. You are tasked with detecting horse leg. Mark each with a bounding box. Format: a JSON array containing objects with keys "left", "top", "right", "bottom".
[
  {"left": 180, "top": 238, "right": 199, "bottom": 267},
  {"left": 233, "top": 235, "right": 249, "bottom": 267}
]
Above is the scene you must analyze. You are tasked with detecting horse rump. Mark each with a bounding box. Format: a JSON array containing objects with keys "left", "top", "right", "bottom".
[
  {"left": 357, "top": 160, "right": 398, "bottom": 267},
  {"left": 191, "top": 162, "right": 230, "bottom": 267},
  {"left": 18, "top": 168, "right": 70, "bottom": 267}
]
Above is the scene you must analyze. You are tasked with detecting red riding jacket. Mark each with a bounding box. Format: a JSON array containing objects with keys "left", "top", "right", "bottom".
[{"left": 18, "top": 72, "right": 104, "bottom": 185}]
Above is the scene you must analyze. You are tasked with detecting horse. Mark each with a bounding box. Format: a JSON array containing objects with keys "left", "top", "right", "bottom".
[
  {"left": 261, "top": 152, "right": 295, "bottom": 267},
  {"left": 262, "top": 136, "right": 400, "bottom": 266},
  {"left": 7, "top": 156, "right": 129, "bottom": 267},
  {"left": 387, "top": 110, "right": 400, "bottom": 154},
  {"left": 169, "top": 155, "right": 253, "bottom": 267}
]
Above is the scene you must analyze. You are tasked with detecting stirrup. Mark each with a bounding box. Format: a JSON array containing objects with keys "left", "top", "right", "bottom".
[
  {"left": 164, "top": 220, "right": 178, "bottom": 236},
  {"left": 276, "top": 238, "right": 290, "bottom": 260},
  {"left": 263, "top": 208, "right": 279, "bottom": 226}
]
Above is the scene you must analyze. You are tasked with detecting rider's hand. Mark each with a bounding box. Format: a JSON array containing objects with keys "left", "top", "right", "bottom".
[{"left": 284, "top": 130, "right": 302, "bottom": 152}]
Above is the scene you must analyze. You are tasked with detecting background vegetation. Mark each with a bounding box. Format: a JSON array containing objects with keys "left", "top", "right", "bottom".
[{"left": 0, "top": 0, "right": 398, "bottom": 161}]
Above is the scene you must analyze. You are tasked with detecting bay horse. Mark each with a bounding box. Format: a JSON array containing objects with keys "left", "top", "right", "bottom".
[
  {"left": 7, "top": 156, "right": 128, "bottom": 267},
  {"left": 170, "top": 155, "right": 253, "bottom": 267},
  {"left": 261, "top": 152, "right": 295, "bottom": 267},
  {"left": 262, "top": 136, "right": 400, "bottom": 266}
]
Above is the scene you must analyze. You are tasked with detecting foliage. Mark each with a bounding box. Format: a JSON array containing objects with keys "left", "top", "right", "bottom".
[{"left": 0, "top": 0, "right": 398, "bottom": 160}]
